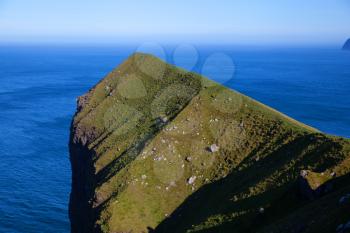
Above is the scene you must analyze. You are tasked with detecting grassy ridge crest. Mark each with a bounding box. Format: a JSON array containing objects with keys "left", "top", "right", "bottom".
[{"left": 70, "top": 53, "right": 350, "bottom": 233}]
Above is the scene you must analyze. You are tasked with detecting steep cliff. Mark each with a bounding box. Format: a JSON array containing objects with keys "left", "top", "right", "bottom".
[{"left": 69, "top": 53, "right": 350, "bottom": 233}]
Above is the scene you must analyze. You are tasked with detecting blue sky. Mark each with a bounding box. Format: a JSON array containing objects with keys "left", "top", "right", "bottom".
[{"left": 0, "top": 0, "right": 349, "bottom": 45}]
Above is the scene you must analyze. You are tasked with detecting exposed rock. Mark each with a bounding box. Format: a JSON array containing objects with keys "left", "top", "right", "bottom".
[
  {"left": 187, "top": 176, "right": 197, "bottom": 185},
  {"left": 239, "top": 121, "right": 244, "bottom": 128},
  {"left": 300, "top": 170, "right": 308, "bottom": 178},
  {"left": 161, "top": 116, "right": 168, "bottom": 123},
  {"left": 76, "top": 93, "right": 90, "bottom": 112},
  {"left": 69, "top": 128, "right": 96, "bottom": 233},
  {"left": 209, "top": 144, "right": 219, "bottom": 153}
]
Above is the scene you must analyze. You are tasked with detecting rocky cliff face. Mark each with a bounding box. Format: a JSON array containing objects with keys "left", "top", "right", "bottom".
[
  {"left": 69, "top": 93, "right": 97, "bottom": 233},
  {"left": 69, "top": 53, "right": 350, "bottom": 233},
  {"left": 343, "top": 39, "right": 350, "bottom": 50}
]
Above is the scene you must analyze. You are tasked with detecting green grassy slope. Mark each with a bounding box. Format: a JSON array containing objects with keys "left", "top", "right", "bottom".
[{"left": 70, "top": 53, "right": 350, "bottom": 233}]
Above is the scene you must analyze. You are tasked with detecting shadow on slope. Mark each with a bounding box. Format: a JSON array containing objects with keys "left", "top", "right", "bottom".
[{"left": 154, "top": 134, "right": 347, "bottom": 233}]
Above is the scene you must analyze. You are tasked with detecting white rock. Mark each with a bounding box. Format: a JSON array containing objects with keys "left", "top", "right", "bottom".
[
  {"left": 209, "top": 144, "right": 219, "bottom": 153},
  {"left": 153, "top": 157, "right": 159, "bottom": 161},
  {"left": 187, "top": 176, "right": 197, "bottom": 185},
  {"left": 300, "top": 170, "right": 308, "bottom": 178}
]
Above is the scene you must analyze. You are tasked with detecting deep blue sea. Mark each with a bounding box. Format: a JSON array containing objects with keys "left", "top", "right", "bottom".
[{"left": 0, "top": 45, "right": 349, "bottom": 233}]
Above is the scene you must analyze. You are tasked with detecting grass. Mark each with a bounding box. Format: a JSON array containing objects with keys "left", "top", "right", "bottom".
[{"left": 71, "top": 53, "right": 350, "bottom": 233}]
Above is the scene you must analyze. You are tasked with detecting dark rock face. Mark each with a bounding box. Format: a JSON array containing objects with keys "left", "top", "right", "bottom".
[
  {"left": 343, "top": 39, "right": 350, "bottom": 50},
  {"left": 69, "top": 99, "right": 97, "bottom": 233},
  {"left": 69, "top": 140, "right": 95, "bottom": 233}
]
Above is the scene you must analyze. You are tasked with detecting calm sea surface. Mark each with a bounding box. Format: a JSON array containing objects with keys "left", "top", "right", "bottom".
[{"left": 0, "top": 45, "right": 349, "bottom": 232}]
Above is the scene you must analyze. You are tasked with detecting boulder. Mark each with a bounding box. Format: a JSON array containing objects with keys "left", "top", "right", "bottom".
[
  {"left": 209, "top": 144, "right": 219, "bottom": 153},
  {"left": 187, "top": 176, "right": 196, "bottom": 185}
]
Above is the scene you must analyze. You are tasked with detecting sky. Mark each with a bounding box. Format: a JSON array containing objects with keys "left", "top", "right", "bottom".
[{"left": 0, "top": 0, "right": 349, "bottom": 45}]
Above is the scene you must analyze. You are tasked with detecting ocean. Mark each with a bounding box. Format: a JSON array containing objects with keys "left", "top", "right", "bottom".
[{"left": 0, "top": 44, "right": 349, "bottom": 233}]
